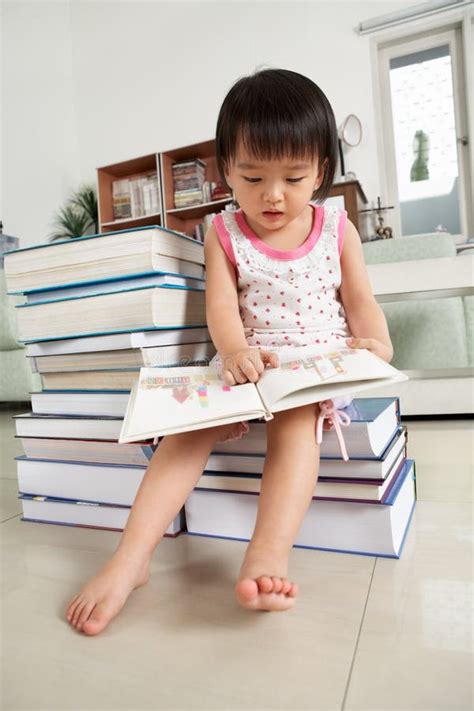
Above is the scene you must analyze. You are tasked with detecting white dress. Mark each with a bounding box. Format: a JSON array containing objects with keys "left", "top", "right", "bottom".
[{"left": 210, "top": 203, "right": 354, "bottom": 444}]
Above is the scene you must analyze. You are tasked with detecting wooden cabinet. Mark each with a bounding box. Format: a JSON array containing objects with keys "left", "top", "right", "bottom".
[
  {"left": 97, "top": 153, "right": 162, "bottom": 233},
  {"left": 326, "top": 180, "right": 368, "bottom": 237},
  {"left": 97, "top": 140, "right": 231, "bottom": 237}
]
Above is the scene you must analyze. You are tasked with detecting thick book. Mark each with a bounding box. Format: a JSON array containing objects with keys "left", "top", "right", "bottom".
[
  {"left": 31, "top": 391, "right": 130, "bottom": 417},
  {"left": 24, "top": 271, "right": 205, "bottom": 303},
  {"left": 213, "top": 397, "right": 401, "bottom": 459},
  {"left": 4, "top": 225, "right": 204, "bottom": 294},
  {"left": 206, "top": 427, "right": 406, "bottom": 481},
  {"left": 119, "top": 346, "right": 408, "bottom": 443},
  {"left": 29, "top": 341, "right": 215, "bottom": 373},
  {"left": 25, "top": 327, "right": 211, "bottom": 356},
  {"left": 18, "top": 493, "right": 184, "bottom": 535},
  {"left": 16, "top": 456, "right": 148, "bottom": 506},
  {"left": 196, "top": 449, "right": 407, "bottom": 504},
  {"left": 17, "top": 438, "right": 156, "bottom": 466},
  {"left": 40, "top": 370, "right": 140, "bottom": 392},
  {"left": 185, "top": 460, "right": 417, "bottom": 558},
  {"left": 14, "top": 413, "right": 125, "bottom": 440},
  {"left": 15, "top": 285, "right": 206, "bottom": 342}
]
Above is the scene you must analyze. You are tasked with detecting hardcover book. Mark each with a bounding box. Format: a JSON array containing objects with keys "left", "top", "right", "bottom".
[
  {"left": 4, "top": 225, "right": 204, "bottom": 294},
  {"left": 185, "top": 460, "right": 416, "bottom": 558},
  {"left": 15, "top": 285, "right": 206, "bottom": 342}
]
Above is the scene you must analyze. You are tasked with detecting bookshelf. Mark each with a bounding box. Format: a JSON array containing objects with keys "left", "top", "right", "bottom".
[
  {"left": 97, "top": 153, "right": 163, "bottom": 233},
  {"left": 97, "top": 140, "right": 232, "bottom": 238},
  {"left": 159, "top": 139, "right": 232, "bottom": 235}
]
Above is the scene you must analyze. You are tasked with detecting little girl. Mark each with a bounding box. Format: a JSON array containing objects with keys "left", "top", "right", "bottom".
[{"left": 66, "top": 68, "right": 393, "bottom": 635}]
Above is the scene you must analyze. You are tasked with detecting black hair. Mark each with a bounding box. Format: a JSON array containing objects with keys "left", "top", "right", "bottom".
[{"left": 215, "top": 68, "right": 338, "bottom": 202}]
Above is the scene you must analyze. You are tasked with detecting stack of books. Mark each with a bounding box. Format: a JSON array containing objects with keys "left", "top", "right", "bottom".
[
  {"left": 186, "top": 400, "right": 416, "bottom": 558},
  {"left": 172, "top": 159, "right": 206, "bottom": 208},
  {"left": 112, "top": 172, "right": 160, "bottom": 220},
  {"left": 4, "top": 224, "right": 215, "bottom": 533}
]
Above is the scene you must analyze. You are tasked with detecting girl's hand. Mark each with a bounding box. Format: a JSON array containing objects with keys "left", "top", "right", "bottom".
[
  {"left": 220, "top": 347, "right": 280, "bottom": 386},
  {"left": 346, "top": 337, "right": 393, "bottom": 363}
]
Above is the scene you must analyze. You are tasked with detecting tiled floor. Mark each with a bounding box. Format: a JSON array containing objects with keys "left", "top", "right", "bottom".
[{"left": 1, "top": 408, "right": 472, "bottom": 710}]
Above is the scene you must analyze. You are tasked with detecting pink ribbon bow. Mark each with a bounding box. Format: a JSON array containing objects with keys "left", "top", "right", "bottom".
[{"left": 316, "top": 399, "right": 351, "bottom": 461}]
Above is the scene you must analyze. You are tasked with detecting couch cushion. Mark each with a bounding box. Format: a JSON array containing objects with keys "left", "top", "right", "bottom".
[
  {"left": 0, "top": 349, "right": 41, "bottom": 401},
  {"left": 383, "top": 298, "right": 468, "bottom": 370},
  {"left": 0, "top": 270, "right": 24, "bottom": 350},
  {"left": 363, "top": 233, "right": 456, "bottom": 265}
]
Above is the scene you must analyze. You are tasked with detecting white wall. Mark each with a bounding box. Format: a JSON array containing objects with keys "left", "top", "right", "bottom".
[{"left": 2, "top": 0, "right": 415, "bottom": 246}]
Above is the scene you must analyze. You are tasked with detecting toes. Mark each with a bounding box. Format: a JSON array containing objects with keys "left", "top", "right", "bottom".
[
  {"left": 288, "top": 582, "right": 299, "bottom": 597},
  {"left": 271, "top": 576, "right": 283, "bottom": 593},
  {"left": 235, "top": 578, "right": 259, "bottom": 604},
  {"left": 256, "top": 576, "right": 273, "bottom": 593},
  {"left": 81, "top": 603, "right": 111, "bottom": 636},
  {"left": 66, "top": 594, "right": 81, "bottom": 621},
  {"left": 71, "top": 599, "right": 87, "bottom": 628},
  {"left": 76, "top": 601, "right": 96, "bottom": 631},
  {"left": 281, "top": 578, "right": 292, "bottom": 595}
]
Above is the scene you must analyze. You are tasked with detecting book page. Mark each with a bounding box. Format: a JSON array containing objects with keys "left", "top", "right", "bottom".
[
  {"left": 256, "top": 347, "right": 407, "bottom": 412},
  {"left": 120, "top": 366, "right": 266, "bottom": 442}
]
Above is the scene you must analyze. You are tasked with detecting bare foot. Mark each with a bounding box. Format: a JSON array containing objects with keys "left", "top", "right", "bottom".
[
  {"left": 65, "top": 553, "right": 150, "bottom": 636},
  {"left": 235, "top": 544, "right": 298, "bottom": 612}
]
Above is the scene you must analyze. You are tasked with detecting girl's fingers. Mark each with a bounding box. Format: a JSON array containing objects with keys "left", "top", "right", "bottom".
[
  {"left": 222, "top": 370, "right": 236, "bottom": 386},
  {"left": 260, "top": 350, "right": 280, "bottom": 368},
  {"left": 239, "top": 359, "right": 260, "bottom": 383},
  {"left": 347, "top": 337, "right": 375, "bottom": 350}
]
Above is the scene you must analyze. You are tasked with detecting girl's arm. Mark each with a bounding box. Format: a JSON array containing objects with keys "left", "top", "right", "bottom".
[
  {"left": 339, "top": 220, "right": 394, "bottom": 363},
  {"left": 204, "top": 225, "right": 279, "bottom": 384}
]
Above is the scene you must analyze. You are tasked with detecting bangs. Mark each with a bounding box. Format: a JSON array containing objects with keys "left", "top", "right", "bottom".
[{"left": 231, "top": 116, "right": 320, "bottom": 166}]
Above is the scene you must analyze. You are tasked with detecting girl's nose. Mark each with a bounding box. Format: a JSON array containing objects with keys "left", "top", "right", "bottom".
[{"left": 263, "top": 184, "right": 284, "bottom": 203}]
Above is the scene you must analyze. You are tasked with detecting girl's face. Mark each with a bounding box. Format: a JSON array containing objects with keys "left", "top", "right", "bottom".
[{"left": 225, "top": 143, "right": 325, "bottom": 233}]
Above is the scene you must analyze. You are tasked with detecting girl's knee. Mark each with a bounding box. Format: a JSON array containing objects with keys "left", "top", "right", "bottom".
[{"left": 267, "top": 403, "right": 320, "bottom": 438}]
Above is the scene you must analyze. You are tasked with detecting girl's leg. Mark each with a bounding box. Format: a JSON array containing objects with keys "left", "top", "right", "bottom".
[
  {"left": 66, "top": 424, "right": 232, "bottom": 635},
  {"left": 235, "top": 404, "right": 320, "bottom": 611}
]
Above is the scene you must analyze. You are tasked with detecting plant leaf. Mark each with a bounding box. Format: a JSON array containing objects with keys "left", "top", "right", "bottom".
[{"left": 49, "top": 205, "right": 93, "bottom": 241}]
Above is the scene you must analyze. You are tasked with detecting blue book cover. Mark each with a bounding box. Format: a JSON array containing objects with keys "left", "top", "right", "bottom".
[
  {"left": 16, "top": 283, "right": 203, "bottom": 308},
  {"left": 21, "top": 324, "right": 206, "bottom": 345},
  {"left": 15, "top": 454, "right": 150, "bottom": 470},
  {"left": 16, "top": 270, "right": 206, "bottom": 299}
]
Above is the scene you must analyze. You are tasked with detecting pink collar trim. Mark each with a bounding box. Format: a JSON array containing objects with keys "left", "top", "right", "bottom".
[{"left": 234, "top": 204, "right": 324, "bottom": 261}]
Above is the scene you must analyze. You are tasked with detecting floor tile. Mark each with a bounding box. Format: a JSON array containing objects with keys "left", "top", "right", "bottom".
[
  {"left": 1, "top": 518, "right": 373, "bottom": 710},
  {"left": 0, "top": 478, "right": 21, "bottom": 521},
  {"left": 344, "top": 501, "right": 473, "bottom": 711},
  {"left": 405, "top": 419, "right": 473, "bottom": 502}
]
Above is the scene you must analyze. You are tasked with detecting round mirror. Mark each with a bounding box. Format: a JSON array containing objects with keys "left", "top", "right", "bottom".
[{"left": 340, "top": 114, "right": 362, "bottom": 147}]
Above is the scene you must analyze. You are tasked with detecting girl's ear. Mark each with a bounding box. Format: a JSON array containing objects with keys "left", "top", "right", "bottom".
[{"left": 314, "top": 159, "right": 328, "bottom": 189}]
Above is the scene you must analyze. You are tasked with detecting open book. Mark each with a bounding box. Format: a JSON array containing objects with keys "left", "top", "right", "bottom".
[{"left": 119, "top": 346, "right": 408, "bottom": 443}]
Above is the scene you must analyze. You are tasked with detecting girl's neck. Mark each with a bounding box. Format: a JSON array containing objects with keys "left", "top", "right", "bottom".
[{"left": 240, "top": 204, "right": 315, "bottom": 250}]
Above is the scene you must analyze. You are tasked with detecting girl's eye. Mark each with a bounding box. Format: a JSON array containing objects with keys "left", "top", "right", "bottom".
[
  {"left": 243, "top": 177, "right": 261, "bottom": 183},
  {"left": 287, "top": 178, "right": 304, "bottom": 183}
]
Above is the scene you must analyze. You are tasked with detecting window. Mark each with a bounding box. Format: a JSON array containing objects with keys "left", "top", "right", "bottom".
[{"left": 378, "top": 27, "right": 471, "bottom": 238}]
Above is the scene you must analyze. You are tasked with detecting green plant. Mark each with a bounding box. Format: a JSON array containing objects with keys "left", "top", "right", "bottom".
[{"left": 49, "top": 184, "right": 99, "bottom": 241}]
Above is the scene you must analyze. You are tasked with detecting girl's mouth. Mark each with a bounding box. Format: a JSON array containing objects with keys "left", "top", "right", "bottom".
[{"left": 262, "top": 211, "right": 283, "bottom": 220}]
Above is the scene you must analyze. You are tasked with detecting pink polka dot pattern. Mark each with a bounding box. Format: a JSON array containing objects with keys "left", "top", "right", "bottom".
[{"left": 212, "top": 204, "right": 350, "bottom": 354}]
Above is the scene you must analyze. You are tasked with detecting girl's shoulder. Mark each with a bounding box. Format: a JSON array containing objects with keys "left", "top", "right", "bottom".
[{"left": 210, "top": 210, "right": 238, "bottom": 268}]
